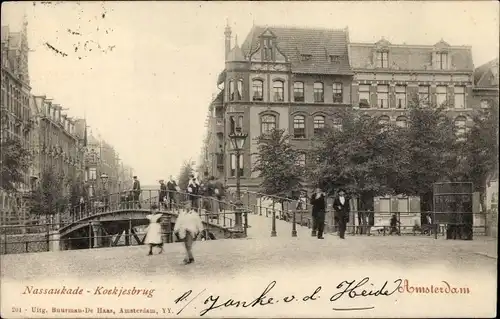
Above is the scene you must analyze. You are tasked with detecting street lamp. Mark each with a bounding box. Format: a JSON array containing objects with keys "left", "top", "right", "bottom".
[
  {"left": 100, "top": 173, "right": 109, "bottom": 210},
  {"left": 100, "top": 173, "right": 109, "bottom": 189},
  {"left": 228, "top": 126, "right": 248, "bottom": 231}
]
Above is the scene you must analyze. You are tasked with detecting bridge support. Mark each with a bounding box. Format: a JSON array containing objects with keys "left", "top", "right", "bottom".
[
  {"left": 48, "top": 231, "right": 61, "bottom": 252},
  {"left": 91, "top": 222, "right": 105, "bottom": 248}
]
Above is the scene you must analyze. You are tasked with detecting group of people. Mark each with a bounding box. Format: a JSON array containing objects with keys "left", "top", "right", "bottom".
[
  {"left": 185, "top": 173, "right": 225, "bottom": 215},
  {"left": 310, "top": 187, "right": 350, "bottom": 239},
  {"left": 158, "top": 176, "right": 180, "bottom": 210},
  {"left": 144, "top": 202, "right": 204, "bottom": 265}
]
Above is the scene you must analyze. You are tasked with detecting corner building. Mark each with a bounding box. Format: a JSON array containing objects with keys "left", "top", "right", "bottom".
[{"left": 220, "top": 25, "right": 353, "bottom": 191}]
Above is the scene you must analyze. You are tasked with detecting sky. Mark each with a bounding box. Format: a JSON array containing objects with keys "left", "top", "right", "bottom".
[{"left": 2, "top": 1, "right": 498, "bottom": 185}]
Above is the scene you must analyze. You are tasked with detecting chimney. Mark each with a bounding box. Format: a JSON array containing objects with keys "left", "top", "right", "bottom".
[{"left": 224, "top": 19, "right": 232, "bottom": 61}]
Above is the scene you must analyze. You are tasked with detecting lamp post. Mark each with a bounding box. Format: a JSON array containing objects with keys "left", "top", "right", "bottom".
[
  {"left": 228, "top": 126, "right": 248, "bottom": 231},
  {"left": 100, "top": 173, "right": 109, "bottom": 210}
]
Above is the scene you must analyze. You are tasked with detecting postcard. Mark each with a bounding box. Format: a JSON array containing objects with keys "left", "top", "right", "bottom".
[{"left": 0, "top": 1, "right": 498, "bottom": 318}]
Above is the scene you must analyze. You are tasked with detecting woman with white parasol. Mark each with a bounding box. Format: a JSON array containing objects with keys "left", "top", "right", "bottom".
[{"left": 174, "top": 202, "right": 204, "bottom": 264}]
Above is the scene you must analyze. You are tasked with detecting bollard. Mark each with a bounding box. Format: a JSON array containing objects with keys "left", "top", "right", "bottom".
[
  {"left": 46, "top": 223, "right": 50, "bottom": 251},
  {"left": 291, "top": 210, "right": 297, "bottom": 237},
  {"left": 398, "top": 212, "right": 401, "bottom": 235},
  {"left": 271, "top": 210, "right": 277, "bottom": 237},
  {"left": 433, "top": 210, "right": 437, "bottom": 239},
  {"left": 244, "top": 211, "right": 248, "bottom": 237}
]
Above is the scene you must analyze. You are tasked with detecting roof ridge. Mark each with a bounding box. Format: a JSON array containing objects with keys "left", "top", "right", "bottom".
[{"left": 254, "top": 24, "right": 347, "bottom": 33}]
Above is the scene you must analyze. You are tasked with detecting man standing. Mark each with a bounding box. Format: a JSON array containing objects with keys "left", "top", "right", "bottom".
[
  {"left": 166, "top": 176, "right": 178, "bottom": 210},
  {"left": 159, "top": 180, "right": 167, "bottom": 209},
  {"left": 187, "top": 174, "right": 200, "bottom": 210},
  {"left": 132, "top": 176, "right": 142, "bottom": 209},
  {"left": 333, "top": 189, "right": 350, "bottom": 239},
  {"left": 310, "top": 187, "right": 326, "bottom": 239}
]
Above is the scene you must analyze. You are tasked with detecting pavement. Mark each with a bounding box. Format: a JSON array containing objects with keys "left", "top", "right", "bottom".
[{"left": 1, "top": 235, "right": 497, "bottom": 318}]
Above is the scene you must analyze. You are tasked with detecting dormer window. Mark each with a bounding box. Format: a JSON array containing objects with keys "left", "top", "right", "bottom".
[
  {"left": 376, "top": 51, "right": 388, "bottom": 68},
  {"left": 301, "top": 54, "right": 312, "bottom": 61},
  {"left": 263, "top": 38, "right": 273, "bottom": 61},
  {"left": 437, "top": 52, "right": 448, "bottom": 69},
  {"left": 329, "top": 55, "right": 341, "bottom": 63}
]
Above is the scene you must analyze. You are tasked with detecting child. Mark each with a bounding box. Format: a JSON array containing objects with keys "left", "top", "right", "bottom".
[
  {"left": 174, "top": 203, "right": 204, "bottom": 265},
  {"left": 144, "top": 204, "right": 164, "bottom": 255}
]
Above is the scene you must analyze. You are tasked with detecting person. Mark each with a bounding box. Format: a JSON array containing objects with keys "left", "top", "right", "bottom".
[
  {"left": 174, "top": 203, "right": 204, "bottom": 265},
  {"left": 159, "top": 180, "right": 167, "bottom": 209},
  {"left": 132, "top": 176, "right": 142, "bottom": 209},
  {"left": 187, "top": 175, "right": 200, "bottom": 210},
  {"left": 214, "top": 178, "right": 225, "bottom": 213},
  {"left": 144, "top": 204, "right": 163, "bottom": 255},
  {"left": 389, "top": 214, "right": 401, "bottom": 235},
  {"left": 166, "top": 176, "right": 178, "bottom": 210},
  {"left": 333, "top": 189, "right": 350, "bottom": 239},
  {"left": 310, "top": 187, "right": 326, "bottom": 239}
]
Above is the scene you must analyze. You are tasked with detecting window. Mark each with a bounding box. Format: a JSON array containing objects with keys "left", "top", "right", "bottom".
[
  {"left": 332, "top": 117, "right": 343, "bottom": 131},
  {"left": 263, "top": 38, "right": 273, "bottom": 60},
  {"left": 252, "top": 80, "right": 263, "bottom": 101},
  {"left": 236, "top": 80, "right": 243, "bottom": 100},
  {"left": 297, "top": 153, "right": 306, "bottom": 167},
  {"left": 261, "top": 114, "right": 276, "bottom": 135},
  {"left": 436, "top": 86, "right": 447, "bottom": 107},
  {"left": 273, "top": 80, "right": 284, "bottom": 102},
  {"left": 377, "top": 85, "right": 389, "bottom": 108},
  {"left": 454, "top": 116, "right": 467, "bottom": 141},
  {"left": 395, "top": 85, "right": 406, "bottom": 109},
  {"left": 330, "top": 55, "right": 341, "bottom": 63},
  {"left": 454, "top": 86, "right": 465, "bottom": 109},
  {"left": 437, "top": 52, "right": 448, "bottom": 69},
  {"left": 293, "top": 82, "right": 304, "bottom": 102},
  {"left": 89, "top": 167, "right": 97, "bottom": 181},
  {"left": 333, "top": 83, "right": 343, "bottom": 103},
  {"left": 481, "top": 99, "right": 490, "bottom": 109},
  {"left": 376, "top": 51, "right": 388, "bottom": 68},
  {"left": 396, "top": 116, "right": 408, "bottom": 128},
  {"left": 229, "top": 80, "right": 235, "bottom": 101},
  {"left": 238, "top": 116, "right": 243, "bottom": 129},
  {"left": 418, "top": 85, "right": 430, "bottom": 105},
  {"left": 230, "top": 154, "right": 244, "bottom": 177},
  {"left": 313, "top": 115, "right": 325, "bottom": 136},
  {"left": 313, "top": 82, "right": 324, "bottom": 102},
  {"left": 359, "top": 84, "right": 371, "bottom": 107},
  {"left": 229, "top": 116, "right": 236, "bottom": 134},
  {"left": 293, "top": 115, "right": 306, "bottom": 138}
]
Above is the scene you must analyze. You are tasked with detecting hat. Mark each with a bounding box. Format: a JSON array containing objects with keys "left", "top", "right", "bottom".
[
  {"left": 159, "top": 179, "right": 164, "bottom": 183},
  {"left": 133, "top": 176, "right": 137, "bottom": 179}
]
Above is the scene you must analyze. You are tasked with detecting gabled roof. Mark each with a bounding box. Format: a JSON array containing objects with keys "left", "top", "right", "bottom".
[
  {"left": 241, "top": 25, "right": 352, "bottom": 75},
  {"left": 474, "top": 58, "right": 499, "bottom": 88},
  {"left": 349, "top": 40, "right": 473, "bottom": 71}
]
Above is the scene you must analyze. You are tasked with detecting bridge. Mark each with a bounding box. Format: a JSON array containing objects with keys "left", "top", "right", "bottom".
[{"left": 0, "top": 186, "right": 491, "bottom": 255}]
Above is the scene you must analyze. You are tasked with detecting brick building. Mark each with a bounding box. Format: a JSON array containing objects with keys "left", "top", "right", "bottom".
[
  {"left": 207, "top": 24, "right": 492, "bottom": 193},
  {"left": 0, "top": 20, "right": 33, "bottom": 224},
  {"left": 29, "top": 95, "right": 85, "bottom": 194}
]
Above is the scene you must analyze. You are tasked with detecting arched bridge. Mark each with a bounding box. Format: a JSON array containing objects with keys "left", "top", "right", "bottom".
[{"left": 55, "top": 190, "right": 248, "bottom": 250}]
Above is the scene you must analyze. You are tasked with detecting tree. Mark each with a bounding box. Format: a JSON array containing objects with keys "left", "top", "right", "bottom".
[
  {"left": 308, "top": 110, "right": 403, "bottom": 210},
  {"left": 253, "top": 128, "right": 305, "bottom": 209},
  {"left": 456, "top": 107, "right": 499, "bottom": 211},
  {"left": 391, "top": 102, "right": 459, "bottom": 211},
  {"left": 0, "top": 138, "right": 32, "bottom": 192},
  {"left": 178, "top": 160, "right": 194, "bottom": 192},
  {"left": 30, "top": 166, "right": 66, "bottom": 216}
]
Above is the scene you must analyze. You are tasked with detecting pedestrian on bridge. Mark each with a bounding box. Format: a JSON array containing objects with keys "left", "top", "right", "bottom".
[
  {"left": 132, "top": 176, "right": 142, "bottom": 209},
  {"left": 174, "top": 203, "right": 204, "bottom": 265},
  {"left": 145, "top": 204, "right": 164, "bottom": 255}
]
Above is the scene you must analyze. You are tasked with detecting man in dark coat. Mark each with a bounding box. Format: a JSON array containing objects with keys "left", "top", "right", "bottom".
[
  {"left": 310, "top": 187, "right": 326, "bottom": 239},
  {"left": 166, "top": 176, "right": 178, "bottom": 210},
  {"left": 132, "top": 176, "right": 142, "bottom": 209},
  {"left": 333, "top": 189, "right": 350, "bottom": 239},
  {"left": 158, "top": 180, "right": 167, "bottom": 209}
]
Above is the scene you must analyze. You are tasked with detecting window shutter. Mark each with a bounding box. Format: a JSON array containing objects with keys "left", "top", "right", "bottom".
[
  {"left": 409, "top": 197, "right": 421, "bottom": 213},
  {"left": 391, "top": 197, "right": 399, "bottom": 213}
]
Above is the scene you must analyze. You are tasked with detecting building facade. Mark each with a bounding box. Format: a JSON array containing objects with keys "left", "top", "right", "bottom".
[
  {"left": 29, "top": 95, "right": 86, "bottom": 195},
  {"left": 0, "top": 20, "right": 33, "bottom": 224},
  {"left": 216, "top": 25, "right": 353, "bottom": 191},
  {"left": 207, "top": 24, "right": 494, "bottom": 193},
  {"left": 349, "top": 38, "right": 476, "bottom": 131}
]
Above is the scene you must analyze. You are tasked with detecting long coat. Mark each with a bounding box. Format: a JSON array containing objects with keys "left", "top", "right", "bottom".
[
  {"left": 333, "top": 196, "right": 350, "bottom": 222},
  {"left": 310, "top": 193, "right": 326, "bottom": 218}
]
